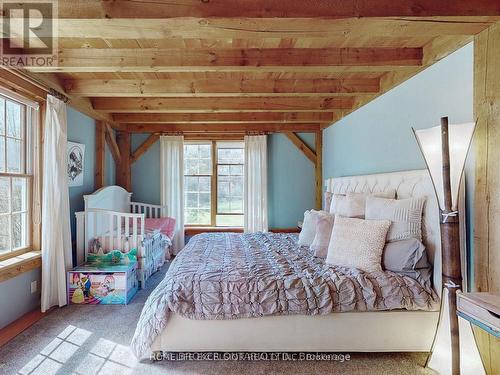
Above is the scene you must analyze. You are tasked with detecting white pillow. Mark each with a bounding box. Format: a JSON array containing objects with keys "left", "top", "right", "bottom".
[
  {"left": 326, "top": 216, "right": 391, "bottom": 272},
  {"left": 311, "top": 213, "right": 334, "bottom": 258},
  {"left": 298, "top": 210, "right": 317, "bottom": 246},
  {"left": 365, "top": 196, "right": 426, "bottom": 242},
  {"left": 329, "top": 190, "right": 396, "bottom": 218},
  {"left": 298, "top": 210, "right": 330, "bottom": 246}
]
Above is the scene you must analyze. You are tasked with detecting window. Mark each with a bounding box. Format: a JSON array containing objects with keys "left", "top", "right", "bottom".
[
  {"left": 0, "top": 94, "right": 31, "bottom": 257},
  {"left": 184, "top": 141, "right": 244, "bottom": 227}
]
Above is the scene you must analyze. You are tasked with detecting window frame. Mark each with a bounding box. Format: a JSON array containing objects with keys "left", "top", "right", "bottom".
[
  {"left": 0, "top": 94, "right": 33, "bottom": 261},
  {"left": 184, "top": 140, "right": 244, "bottom": 228}
]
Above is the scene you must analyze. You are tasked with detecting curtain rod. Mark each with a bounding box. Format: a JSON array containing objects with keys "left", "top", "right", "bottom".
[
  {"left": 48, "top": 87, "right": 70, "bottom": 103},
  {"left": 158, "top": 131, "right": 269, "bottom": 136}
]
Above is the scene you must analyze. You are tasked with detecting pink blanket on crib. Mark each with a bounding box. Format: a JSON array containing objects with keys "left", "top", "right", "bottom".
[{"left": 144, "top": 217, "right": 176, "bottom": 240}]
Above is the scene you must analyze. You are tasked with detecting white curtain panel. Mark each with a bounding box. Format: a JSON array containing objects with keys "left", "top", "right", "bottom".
[
  {"left": 41, "top": 95, "right": 72, "bottom": 312},
  {"left": 160, "top": 136, "right": 185, "bottom": 253},
  {"left": 244, "top": 135, "right": 268, "bottom": 233}
]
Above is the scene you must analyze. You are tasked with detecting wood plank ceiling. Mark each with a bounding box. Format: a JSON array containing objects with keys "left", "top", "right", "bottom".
[{"left": 10, "top": 1, "right": 500, "bottom": 134}]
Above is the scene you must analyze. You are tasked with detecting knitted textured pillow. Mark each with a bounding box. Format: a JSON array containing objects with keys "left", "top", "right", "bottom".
[{"left": 326, "top": 216, "right": 391, "bottom": 272}]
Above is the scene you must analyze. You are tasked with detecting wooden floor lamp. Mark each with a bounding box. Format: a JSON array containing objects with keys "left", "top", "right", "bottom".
[{"left": 413, "top": 117, "right": 476, "bottom": 375}]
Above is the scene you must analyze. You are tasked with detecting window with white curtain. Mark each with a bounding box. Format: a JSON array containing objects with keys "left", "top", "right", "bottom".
[
  {"left": 0, "top": 94, "right": 32, "bottom": 257},
  {"left": 184, "top": 141, "right": 244, "bottom": 227}
]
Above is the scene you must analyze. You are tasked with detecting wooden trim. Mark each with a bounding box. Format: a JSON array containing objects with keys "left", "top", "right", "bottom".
[
  {"left": 104, "top": 123, "right": 121, "bottom": 164},
  {"left": 0, "top": 307, "right": 53, "bottom": 348},
  {"left": 31, "top": 48, "right": 422, "bottom": 73},
  {"left": 315, "top": 131, "right": 323, "bottom": 210},
  {"left": 130, "top": 133, "right": 159, "bottom": 164},
  {"left": 65, "top": 78, "right": 380, "bottom": 97},
  {"left": 210, "top": 141, "right": 217, "bottom": 227},
  {"left": 184, "top": 227, "right": 299, "bottom": 235},
  {"left": 95, "top": 120, "right": 105, "bottom": 189},
  {"left": 473, "top": 21, "right": 500, "bottom": 375},
  {"left": 119, "top": 123, "right": 321, "bottom": 133},
  {"left": 32, "top": 101, "right": 44, "bottom": 252},
  {"left": 269, "top": 227, "right": 300, "bottom": 233},
  {"left": 0, "top": 247, "right": 31, "bottom": 262},
  {"left": 0, "top": 252, "right": 41, "bottom": 283},
  {"left": 284, "top": 132, "right": 316, "bottom": 163},
  {"left": 0, "top": 68, "right": 46, "bottom": 101},
  {"left": 185, "top": 227, "right": 244, "bottom": 236},
  {"left": 184, "top": 133, "right": 245, "bottom": 141},
  {"left": 113, "top": 112, "right": 335, "bottom": 124},
  {"left": 55, "top": 1, "right": 500, "bottom": 18}
]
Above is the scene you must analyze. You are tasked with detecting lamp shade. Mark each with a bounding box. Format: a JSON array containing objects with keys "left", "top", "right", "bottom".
[{"left": 414, "top": 122, "right": 475, "bottom": 211}]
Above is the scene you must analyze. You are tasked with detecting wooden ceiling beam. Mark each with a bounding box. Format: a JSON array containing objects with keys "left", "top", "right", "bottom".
[
  {"left": 112, "top": 112, "right": 336, "bottom": 124},
  {"left": 284, "top": 132, "right": 317, "bottom": 164},
  {"left": 55, "top": 1, "right": 500, "bottom": 18},
  {"left": 120, "top": 123, "right": 321, "bottom": 133},
  {"left": 64, "top": 78, "right": 380, "bottom": 97},
  {"left": 27, "top": 48, "right": 422, "bottom": 73},
  {"left": 130, "top": 133, "right": 160, "bottom": 164},
  {"left": 104, "top": 123, "right": 121, "bottom": 163},
  {"left": 92, "top": 97, "right": 354, "bottom": 113},
  {"left": 42, "top": 18, "right": 497, "bottom": 40}
]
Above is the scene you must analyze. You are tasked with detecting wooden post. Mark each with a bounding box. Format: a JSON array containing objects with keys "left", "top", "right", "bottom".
[
  {"left": 95, "top": 121, "right": 106, "bottom": 189},
  {"left": 116, "top": 130, "right": 131, "bottom": 191},
  {"left": 473, "top": 21, "right": 500, "bottom": 375},
  {"left": 315, "top": 130, "right": 323, "bottom": 210},
  {"left": 439, "top": 116, "right": 462, "bottom": 375}
]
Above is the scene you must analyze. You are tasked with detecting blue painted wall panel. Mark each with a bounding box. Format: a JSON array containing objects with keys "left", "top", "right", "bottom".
[
  {"left": 0, "top": 268, "right": 41, "bottom": 329},
  {"left": 322, "top": 43, "right": 474, "bottom": 285},
  {"left": 67, "top": 107, "right": 96, "bottom": 244}
]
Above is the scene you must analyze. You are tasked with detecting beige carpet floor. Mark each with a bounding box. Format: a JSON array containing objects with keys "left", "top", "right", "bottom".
[{"left": 0, "top": 264, "right": 437, "bottom": 375}]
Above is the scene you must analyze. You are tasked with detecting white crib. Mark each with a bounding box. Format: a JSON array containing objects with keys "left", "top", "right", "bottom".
[{"left": 75, "top": 186, "right": 170, "bottom": 288}]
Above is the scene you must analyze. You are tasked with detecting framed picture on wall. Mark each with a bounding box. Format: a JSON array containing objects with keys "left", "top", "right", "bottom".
[{"left": 67, "top": 141, "right": 85, "bottom": 187}]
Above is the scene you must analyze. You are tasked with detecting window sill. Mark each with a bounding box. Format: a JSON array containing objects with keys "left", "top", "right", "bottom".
[
  {"left": 185, "top": 227, "right": 244, "bottom": 235},
  {"left": 184, "top": 227, "right": 301, "bottom": 235},
  {"left": 0, "top": 251, "right": 41, "bottom": 282}
]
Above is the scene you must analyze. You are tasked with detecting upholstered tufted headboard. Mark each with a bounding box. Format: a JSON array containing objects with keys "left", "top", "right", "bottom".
[{"left": 325, "top": 169, "right": 467, "bottom": 296}]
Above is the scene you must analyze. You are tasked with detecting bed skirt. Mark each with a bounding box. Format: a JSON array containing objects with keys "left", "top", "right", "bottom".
[{"left": 150, "top": 310, "right": 440, "bottom": 354}]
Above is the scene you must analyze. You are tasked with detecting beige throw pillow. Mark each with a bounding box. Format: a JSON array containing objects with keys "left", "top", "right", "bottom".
[
  {"left": 329, "top": 190, "right": 396, "bottom": 218},
  {"left": 311, "top": 213, "right": 335, "bottom": 258},
  {"left": 365, "top": 196, "right": 426, "bottom": 242},
  {"left": 326, "top": 216, "right": 391, "bottom": 272}
]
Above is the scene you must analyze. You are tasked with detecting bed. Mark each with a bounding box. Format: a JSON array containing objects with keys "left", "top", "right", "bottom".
[
  {"left": 75, "top": 186, "right": 174, "bottom": 288},
  {"left": 132, "top": 169, "right": 467, "bottom": 357}
]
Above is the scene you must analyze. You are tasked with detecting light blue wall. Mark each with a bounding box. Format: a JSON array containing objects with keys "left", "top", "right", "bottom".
[
  {"left": 131, "top": 133, "right": 161, "bottom": 205},
  {"left": 67, "top": 107, "right": 96, "bottom": 249},
  {"left": 130, "top": 133, "right": 316, "bottom": 228},
  {"left": 0, "top": 268, "right": 41, "bottom": 329},
  {"left": 323, "top": 43, "right": 474, "bottom": 285},
  {"left": 268, "top": 133, "right": 315, "bottom": 228}
]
